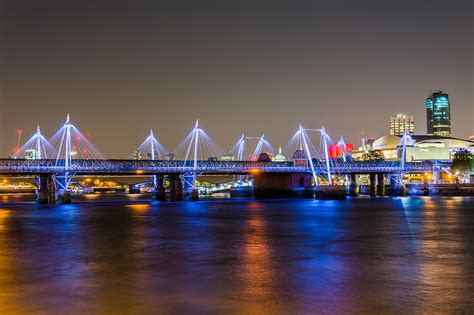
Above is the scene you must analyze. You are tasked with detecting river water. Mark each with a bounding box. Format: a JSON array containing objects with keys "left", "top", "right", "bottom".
[{"left": 0, "top": 194, "right": 473, "bottom": 314}]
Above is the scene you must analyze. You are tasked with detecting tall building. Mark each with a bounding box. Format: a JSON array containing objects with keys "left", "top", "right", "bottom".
[
  {"left": 389, "top": 113, "right": 414, "bottom": 136},
  {"left": 426, "top": 91, "right": 451, "bottom": 137}
]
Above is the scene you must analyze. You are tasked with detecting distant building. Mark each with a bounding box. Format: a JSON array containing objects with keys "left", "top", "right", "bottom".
[
  {"left": 274, "top": 146, "right": 287, "bottom": 162},
  {"left": 389, "top": 113, "right": 414, "bottom": 136},
  {"left": 257, "top": 153, "right": 271, "bottom": 162},
  {"left": 352, "top": 134, "right": 473, "bottom": 161},
  {"left": 221, "top": 155, "right": 236, "bottom": 161},
  {"left": 292, "top": 150, "right": 308, "bottom": 167},
  {"left": 132, "top": 150, "right": 142, "bottom": 160},
  {"left": 426, "top": 91, "right": 451, "bottom": 137},
  {"left": 360, "top": 138, "right": 374, "bottom": 152},
  {"left": 24, "top": 149, "right": 37, "bottom": 159}
]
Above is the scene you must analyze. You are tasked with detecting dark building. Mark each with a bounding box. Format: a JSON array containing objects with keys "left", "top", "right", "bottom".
[{"left": 426, "top": 91, "right": 451, "bottom": 137}]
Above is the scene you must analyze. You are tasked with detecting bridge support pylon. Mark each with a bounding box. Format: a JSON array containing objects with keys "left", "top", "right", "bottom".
[
  {"left": 348, "top": 173, "right": 359, "bottom": 197},
  {"left": 253, "top": 173, "right": 313, "bottom": 199},
  {"left": 152, "top": 175, "right": 166, "bottom": 201},
  {"left": 388, "top": 174, "right": 406, "bottom": 196},
  {"left": 36, "top": 174, "right": 56, "bottom": 204},
  {"left": 169, "top": 174, "right": 183, "bottom": 201},
  {"left": 377, "top": 173, "right": 385, "bottom": 196},
  {"left": 54, "top": 173, "right": 72, "bottom": 204},
  {"left": 57, "top": 189, "right": 72, "bottom": 204},
  {"left": 369, "top": 173, "right": 377, "bottom": 197},
  {"left": 182, "top": 174, "right": 199, "bottom": 201}
]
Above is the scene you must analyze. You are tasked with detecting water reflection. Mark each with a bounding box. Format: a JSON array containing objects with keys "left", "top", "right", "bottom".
[
  {"left": 240, "top": 204, "right": 275, "bottom": 311},
  {"left": 0, "top": 208, "right": 19, "bottom": 312},
  {"left": 415, "top": 197, "right": 471, "bottom": 313},
  {"left": 0, "top": 197, "right": 472, "bottom": 313}
]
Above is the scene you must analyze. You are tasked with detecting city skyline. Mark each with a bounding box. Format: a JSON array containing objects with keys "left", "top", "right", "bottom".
[{"left": 1, "top": 0, "right": 473, "bottom": 158}]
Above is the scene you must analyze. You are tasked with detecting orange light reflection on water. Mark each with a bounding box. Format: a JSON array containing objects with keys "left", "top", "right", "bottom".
[
  {"left": 1, "top": 195, "right": 10, "bottom": 203},
  {"left": 0, "top": 208, "right": 25, "bottom": 313},
  {"left": 0, "top": 209, "right": 10, "bottom": 232},
  {"left": 240, "top": 208, "right": 276, "bottom": 312},
  {"left": 416, "top": 198, "right": 467, "bottom": 311},
  {"left": 125, "top": 204, "right": 151, "bottom": 215}
]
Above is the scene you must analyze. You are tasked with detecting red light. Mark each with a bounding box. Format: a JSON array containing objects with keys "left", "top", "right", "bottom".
[{"left": 328, "top": 144, "right": 354, "bottom": 158}]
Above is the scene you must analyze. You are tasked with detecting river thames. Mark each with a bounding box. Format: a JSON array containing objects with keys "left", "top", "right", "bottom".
[{"left": 0, "top": 195, "right": 473, "bottom": 314}]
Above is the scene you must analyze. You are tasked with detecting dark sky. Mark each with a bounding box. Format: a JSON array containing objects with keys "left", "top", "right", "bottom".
[{"left": 1, "top": 0, "right": 473, "bottom": 158}]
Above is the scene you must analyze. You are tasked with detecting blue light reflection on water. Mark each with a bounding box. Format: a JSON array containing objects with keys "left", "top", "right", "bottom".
[{"left": 0, "top": 195, "right": 472, "bottom": 313}]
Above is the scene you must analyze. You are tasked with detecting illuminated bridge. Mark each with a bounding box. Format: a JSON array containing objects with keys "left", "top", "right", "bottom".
[
  {"left": 0, "top": 159, "right": 438, "bottom": 175},
  {"left": 3, "top": 115, "right": 448, "bottom": 204}
]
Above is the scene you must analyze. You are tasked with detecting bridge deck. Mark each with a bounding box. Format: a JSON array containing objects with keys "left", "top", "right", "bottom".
[{"left": 0, "top": 159, "right": 443, "bottom": 175}]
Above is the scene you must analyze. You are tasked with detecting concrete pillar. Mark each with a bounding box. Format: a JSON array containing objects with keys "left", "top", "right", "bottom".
[
  {"left": 253, "top": 173, "right": 313, "bottom": 199},
  {"left": 175, "top": 175, "right": 183, "bottom": 201},
  {"left": 47, "top": 175, "right": 56, "bottom": 204},
  {"left": 36, "top": 175, "right": 49, "bottom": 204},
  {"left": 349, "top": 173, "right": 359, "bottom": 197},
  {"left": 191, "top": 188, "right": 199, "bottom": 201},
  {"left": 57, "top": 189, "right": 72, "bottom": 204},
  {"left": 169, "top": 174, "right": 177, "bottom": 201},
  {"left": 377, "top": 173, "right": 385, "bottom": 196},
  {"left": 56, "top": 174, "right": 72, "bottom": 204},
  {"left": 388, "top": 174, "right": 406, "bottom": 196},
  {"left": 169, "top": 174, "right": 183, "bottom": 201},
  {"left": 182, "top": 175, "right": 198, "bottom": 201},
  {"left": 154, "top": 175, "right": 166, "bottom": 201},
  {"left": 423, "top": 177, "right": 429, "bottom": 196},
  {"left": 369, "top": 173, "right": 377, "bottom": 197}
]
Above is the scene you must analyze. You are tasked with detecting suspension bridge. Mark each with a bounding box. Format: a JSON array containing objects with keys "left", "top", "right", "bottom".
[{"left": 1, "top": 115, "right": 446, "bottom": 204}]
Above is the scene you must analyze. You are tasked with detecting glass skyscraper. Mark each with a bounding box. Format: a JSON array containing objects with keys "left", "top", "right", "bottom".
[{"left": 426, "top": 91, "right": 451, "bottom": 137}]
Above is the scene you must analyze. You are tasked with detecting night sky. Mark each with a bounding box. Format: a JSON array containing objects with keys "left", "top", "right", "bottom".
[{"left": 1, "top": 0, "right": 473, "bottom": 158}]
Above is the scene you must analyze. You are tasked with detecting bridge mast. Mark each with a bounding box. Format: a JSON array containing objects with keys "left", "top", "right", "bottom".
[
  {"left": 399, "top": 131, "right": 414, "bottom": 171},
  {"left": 35, "top": 126, "right": 42, "bottom": 159},
  {"left": 193, "top": 119, "right": 199, "bottom": 186},
  {"left": 321, "top": 126, "right": 332, "bottom": 184},
  {"left": 299, "top": 125, "right": 319, "bottom": 186},
  {"left": 237, "top": 133, "right": 245, "bottom": 161},
  {"left": 337, "top": 136, "right": 349, "bottom": 187}
]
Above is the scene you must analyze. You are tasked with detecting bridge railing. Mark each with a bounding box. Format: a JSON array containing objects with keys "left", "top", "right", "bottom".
[{"left": 0, "top": 158, "right": 447, "bottom": 174}]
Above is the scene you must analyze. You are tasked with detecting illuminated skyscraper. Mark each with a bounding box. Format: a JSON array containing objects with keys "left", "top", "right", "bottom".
[
  {"left": 389, "top": 113, "right": 414, "bottom": 136},
  {"left": 426, "top": 91, "right": 451, "bottom": 136}
]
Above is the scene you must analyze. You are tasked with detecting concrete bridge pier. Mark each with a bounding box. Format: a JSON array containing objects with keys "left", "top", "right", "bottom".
[
  {"left": 48, "top": 176, "right": 56, "bottom": 204},
  {"left": 55, "top": 174, "right": 72, "bottom": 204},
  {"left": 349, "top": 173, "right": 359, "bottom": 196},
  {"left": 36, "top": 175, "right": 48, "bottom": 204},
  {"left": 388, "top": 174, "right": 406, "bottom": 196},
  {"left": 423, "top": 177, "right": 430, "bottom": 196},
  {"left": 153, "top": 175, "right": 166, "bottom": 201},
  {"left": 185, "top": 187, "right": 199, "bottom": 201},
  {"left": 36, "top": 174, "right": 55, "bottom": 204},
  {"left": 253, "top": 173, "right": 313, "bottom": 199},
  {"left": 57, "top": 189, "right": 72, "bottom": 204},
  {"left": 182, "top": 175, "right": 199, "bottom": 201},
  {"left": 169, "top": 174, "right": 183, "bottom": 201},
  {"left": 369, "top": 173, "right": 377, "bottom": 197},
  {"left": 377, "top": 173, "right": 385, "bottom": 196}
]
